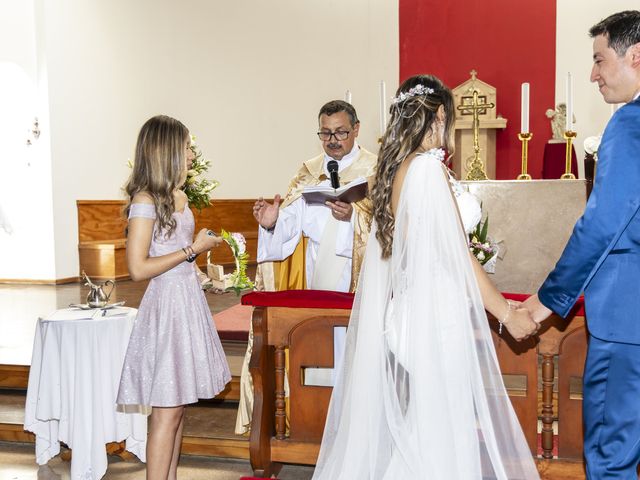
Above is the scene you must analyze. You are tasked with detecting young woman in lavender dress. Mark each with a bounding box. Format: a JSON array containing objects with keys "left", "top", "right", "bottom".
[{"left": 117, "top": 115, "right": 231, "bottom": 479}]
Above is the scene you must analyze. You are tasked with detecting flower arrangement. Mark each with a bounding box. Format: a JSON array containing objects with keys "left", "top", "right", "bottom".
[
  {"left": 209, "top": 230, "right": 254, "bottom": 295},
  {"left": 468, "top": 213, "right": 499, "bottom": 272},
  {"left": 184, "top": 136, "right": 219, "bottom": 210},
  {"left": 584, "top": 135, "right": 602, "bottom": 161}
]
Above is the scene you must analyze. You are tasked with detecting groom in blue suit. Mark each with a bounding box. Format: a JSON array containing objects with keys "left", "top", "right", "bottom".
[{"left": 525, "top": 10, "right": 640, "bottom": 479}]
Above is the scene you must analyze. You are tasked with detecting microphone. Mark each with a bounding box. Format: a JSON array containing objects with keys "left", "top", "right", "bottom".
[{"left": 327, "top": 160, "right": 340, "bottom": 189}]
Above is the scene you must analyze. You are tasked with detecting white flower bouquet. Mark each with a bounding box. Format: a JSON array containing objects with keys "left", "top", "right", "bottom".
[{"left": 468, "top": 213, "right": 499, "bottom": 274}]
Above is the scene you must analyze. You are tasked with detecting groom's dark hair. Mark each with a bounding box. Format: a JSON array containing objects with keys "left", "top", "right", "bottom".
[{"left": 589, "top": 10, "right": 640, "bottom": 56}]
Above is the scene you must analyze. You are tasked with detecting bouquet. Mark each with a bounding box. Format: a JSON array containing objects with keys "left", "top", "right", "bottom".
[
  {"left": 184, "top": 136, "right": 219, "bottom": 210},
  {"left": 468, "top": 213, "right": 499, "bottom": 273},
  {"left": 207, "top": 230, "right": 255, "bottom": 295},
  {"left": 221, "top": 230, "right": 254, "bottom": 294}
]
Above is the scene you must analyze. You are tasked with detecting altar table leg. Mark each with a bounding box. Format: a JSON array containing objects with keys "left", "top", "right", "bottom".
[
  {"left": 275, "top": 346, "right": 286, "bottom": 441},
  {"left": 541, "top": 354, "right": 555, "bottom": 459}
]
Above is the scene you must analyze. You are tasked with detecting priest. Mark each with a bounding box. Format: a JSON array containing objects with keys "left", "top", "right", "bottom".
[
  {"left": 235, "top": 100, "right": 377, "bottom": 435},
  {"left": 254, "top": 100, "right": 377, "bottom": 293}
]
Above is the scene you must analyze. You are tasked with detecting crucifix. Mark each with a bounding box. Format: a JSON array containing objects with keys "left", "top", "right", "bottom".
[{"left": 457, "top": 80, "right": 495, "bottom": 181}]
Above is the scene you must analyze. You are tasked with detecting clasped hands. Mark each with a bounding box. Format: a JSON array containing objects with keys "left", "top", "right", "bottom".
[
  {"left": 502, "top": 294, "right": 554, "bottom": 341},
  {"left": 253, "top": 195, "right": 353, "bottom": 229}
]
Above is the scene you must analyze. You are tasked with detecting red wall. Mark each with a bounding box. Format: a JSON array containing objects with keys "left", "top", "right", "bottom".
[{"left": 399, "top": 0, "right": 556, "bottom": 179}]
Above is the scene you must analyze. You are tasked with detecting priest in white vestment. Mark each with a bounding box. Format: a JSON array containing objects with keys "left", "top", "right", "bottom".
[{"left": 235, "top": 100, "right": 377, "bottom": 434}]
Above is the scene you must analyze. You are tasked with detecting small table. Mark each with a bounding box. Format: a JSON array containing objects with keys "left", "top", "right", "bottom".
[{"left": 24, "top": 307, "right": 147, "bottom": 480}]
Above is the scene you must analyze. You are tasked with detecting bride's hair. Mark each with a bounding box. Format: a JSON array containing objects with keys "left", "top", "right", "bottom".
[
  {"left": 371, "top": 74, "right": 455, "bottom": 258},
  {"left": 124, "top": 115, "right": 189, "bottom": 237}
]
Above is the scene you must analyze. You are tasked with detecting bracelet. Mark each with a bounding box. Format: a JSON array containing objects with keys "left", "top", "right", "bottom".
[
  {"left": 183, "top": 245, "right": 197, "bottom": 263},
  {"left": 498, "top": 300, "right": 516, "bottom": 335}
]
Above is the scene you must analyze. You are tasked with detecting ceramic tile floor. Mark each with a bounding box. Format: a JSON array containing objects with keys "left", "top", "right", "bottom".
[{"left": 0, "top": 441, "right": 314, "bottom": 480}]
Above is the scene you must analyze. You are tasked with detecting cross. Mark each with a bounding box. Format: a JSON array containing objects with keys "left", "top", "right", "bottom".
[
  {"left": 470, "top": 69, "right": 478, "bottom": 81},
  {"left": 457, "top": 90, "right": 494, "bottom": 180}
]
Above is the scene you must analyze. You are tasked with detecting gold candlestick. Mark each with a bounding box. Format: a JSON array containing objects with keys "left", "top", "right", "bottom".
[
  {"left": 516, "top": 132, "right": 533, "bottom": 180},
  {"left": 561, "top": 130, "right": 577, "bottom": 179}
]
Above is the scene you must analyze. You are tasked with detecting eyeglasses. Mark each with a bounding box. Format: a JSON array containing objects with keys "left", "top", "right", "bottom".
[{"left": 317, "top": 130, "right": 351, "bottom": 141}]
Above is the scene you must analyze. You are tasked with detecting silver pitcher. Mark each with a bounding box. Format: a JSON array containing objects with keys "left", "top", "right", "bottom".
[{"left": 82, "top": 271, "right": 115, "bottom": 308}]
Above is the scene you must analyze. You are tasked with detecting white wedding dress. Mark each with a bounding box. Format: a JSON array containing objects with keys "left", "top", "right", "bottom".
[{"left": 313, "top": 149, "right": 539, "bottom": 479}]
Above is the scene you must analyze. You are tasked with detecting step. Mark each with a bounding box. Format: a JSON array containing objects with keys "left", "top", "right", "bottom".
[{"left": 0, "top": 390, "right": 249, "bottom": 459}]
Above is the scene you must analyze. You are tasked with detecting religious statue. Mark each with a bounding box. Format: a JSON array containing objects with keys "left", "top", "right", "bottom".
[{"left": 545, "top": 103, "right": 576, "bottom": 142}]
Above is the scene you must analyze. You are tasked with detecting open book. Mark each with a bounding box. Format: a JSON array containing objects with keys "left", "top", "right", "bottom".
[{"left": 301, "top": 177, "right": 368, "bottom": 205}]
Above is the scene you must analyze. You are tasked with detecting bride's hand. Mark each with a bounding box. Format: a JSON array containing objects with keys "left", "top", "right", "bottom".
[{"left": 502, "top": 307, "right": 538, "bottom": 341}]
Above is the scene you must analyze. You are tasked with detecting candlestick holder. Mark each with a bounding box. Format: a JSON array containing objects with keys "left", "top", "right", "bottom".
[
  {"left": 561, "top": 130, "right": 577, "bottom": 179},
  {"left": 516, "top": 132, "right": 533, "bottom": 180}
]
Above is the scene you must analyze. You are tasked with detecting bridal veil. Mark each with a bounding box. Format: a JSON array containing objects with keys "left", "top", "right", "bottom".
[{"left": 313, "top": 152, "right": 539, "bottom": 479}]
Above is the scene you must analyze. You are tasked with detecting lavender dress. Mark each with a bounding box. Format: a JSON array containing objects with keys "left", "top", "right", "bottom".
[{"left": 117, "top": 203, "right": 231, "bottom": 413}]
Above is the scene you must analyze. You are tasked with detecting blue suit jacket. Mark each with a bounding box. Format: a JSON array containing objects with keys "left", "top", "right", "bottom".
[{"left": 539, "top": 97, "right": 640, "bottom": 344}]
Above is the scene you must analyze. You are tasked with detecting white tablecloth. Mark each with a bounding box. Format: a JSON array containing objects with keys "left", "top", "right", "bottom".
[{"left": 24, "top": 307, "right": 147, "bottom": 480}]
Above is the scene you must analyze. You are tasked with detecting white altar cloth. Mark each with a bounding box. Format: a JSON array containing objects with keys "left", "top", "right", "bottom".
[{"left": 24, "top": 307, "right": 147, "bottom": 479}]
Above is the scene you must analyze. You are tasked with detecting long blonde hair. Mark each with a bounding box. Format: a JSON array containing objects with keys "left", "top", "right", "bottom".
[
  {"left": 371, "top": 74, "right": 456, "bottom": 258},
  {"left": 124, "top": 115, "right": 189, "bottom": 237}
]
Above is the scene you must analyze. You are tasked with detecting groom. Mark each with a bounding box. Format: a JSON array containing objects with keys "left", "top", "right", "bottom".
[{"left": 525, "top": 10, "right": 640, "bottom": 479}]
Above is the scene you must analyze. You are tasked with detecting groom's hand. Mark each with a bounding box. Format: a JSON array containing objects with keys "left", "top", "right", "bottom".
[
  {"left": 523, "top": 294, "right": 553, "bottom": 324},
  {"left": 503, "top": 308, "right": 539, "bottom": 341}
]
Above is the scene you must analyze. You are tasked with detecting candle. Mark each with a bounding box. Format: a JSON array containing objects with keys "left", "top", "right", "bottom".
[
  {"left": 344, "top": 90, "right": 352, "bottom": 104},
  {"left": 379, "top": 80, "right": 387, "bottom": 135},
  {"left": 521, "top": 82, "right": 530, "bottom": 133},
  {"left": 565, "top": 72, "right": 573, "bottom": 132}
]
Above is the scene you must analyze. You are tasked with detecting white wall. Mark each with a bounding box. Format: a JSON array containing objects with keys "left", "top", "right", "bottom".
[
  {"left": 556, "top": 0, "right": 639, "bottom": 173},
  {"left": 0, "top": 0, "right": 56, "bottom": 280},
  {"left": 38, "top": 0, "right": 399, "bottom": 279}
]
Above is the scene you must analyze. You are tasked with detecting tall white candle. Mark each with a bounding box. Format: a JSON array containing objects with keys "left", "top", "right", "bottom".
[
  {"left": 565, "top": 72, "right": 573, "bottom": 132},
  {"left": 344, "top": 90, "right": 352, "bottom": 104},
  {"left": 379, "top": 80, "right": 387, "bottom": 135},
  {"left": 521, "top": 82, "right": 530, "bottom": 133}
]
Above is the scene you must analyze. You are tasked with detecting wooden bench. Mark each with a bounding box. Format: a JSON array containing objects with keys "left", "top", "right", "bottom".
[{"left": 77, "top": 199, "right": 261, "bottom": 280}]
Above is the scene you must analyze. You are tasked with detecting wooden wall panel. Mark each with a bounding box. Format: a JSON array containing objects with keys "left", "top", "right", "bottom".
[
  {"left": 76, "top": 200, "right": 262, "bottom": 275},
  {"left": 77, "top": 200, "right": 128, "bottom": 242}
]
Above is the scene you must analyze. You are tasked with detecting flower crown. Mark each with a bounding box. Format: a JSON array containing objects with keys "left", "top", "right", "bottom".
[{"left": 391, "top": 84, "right": 435, "bottom": 105}]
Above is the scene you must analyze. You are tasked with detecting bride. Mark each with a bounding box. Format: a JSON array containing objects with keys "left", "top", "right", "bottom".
[{"left": 312, "top": 74, "right": 540, "bottom": 479}]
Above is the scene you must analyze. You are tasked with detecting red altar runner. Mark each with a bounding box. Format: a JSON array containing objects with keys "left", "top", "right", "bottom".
[{"left": 241, "top": 289, "right": 585, "bottom": 317}]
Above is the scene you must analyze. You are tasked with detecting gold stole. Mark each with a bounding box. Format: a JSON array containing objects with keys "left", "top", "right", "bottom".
[{"left": 257, "top": 147, "right": 378, "bottom": 292}]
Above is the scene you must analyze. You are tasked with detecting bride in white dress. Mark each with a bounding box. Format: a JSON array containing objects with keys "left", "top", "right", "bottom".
[{"left": 313, "top": 74, "right": 540, "bottom": 479}]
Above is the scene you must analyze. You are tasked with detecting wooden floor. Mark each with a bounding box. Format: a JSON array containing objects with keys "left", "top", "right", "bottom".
[{"left": 0, "top": 278, "right": 589, "bottom": 479}]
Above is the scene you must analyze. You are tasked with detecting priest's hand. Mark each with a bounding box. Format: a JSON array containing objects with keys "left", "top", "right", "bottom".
[
  {"left": 522, "top": 294, "right": 553, "bottom": 324},
  {"left": 326, "top": 200, "right": 353, "bottom": 222},
  {"left": 253, "top": 195, "right": 281, "bottom": 229},
  {"left": 502, "top": 307, "right": 539, "bottom": 341}
]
